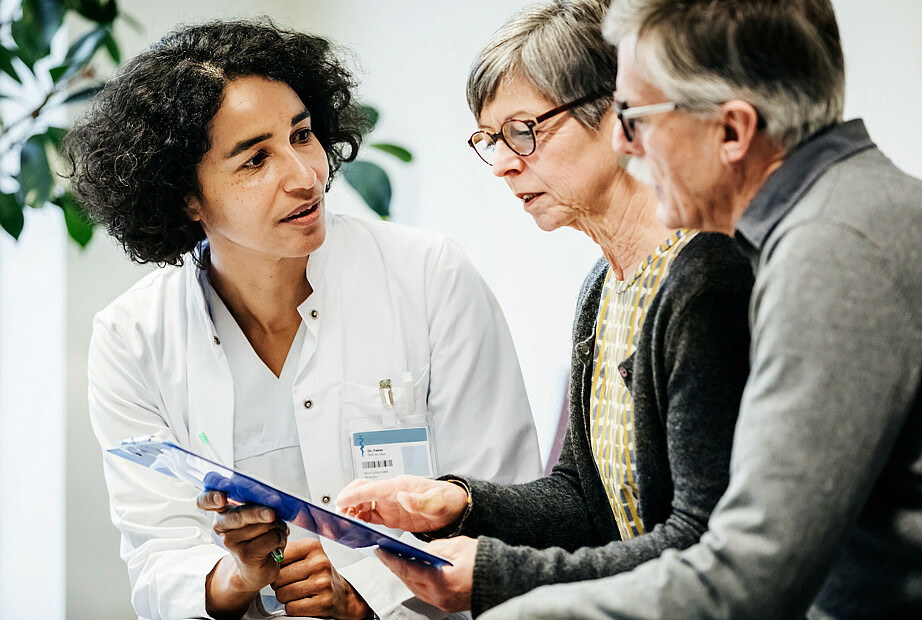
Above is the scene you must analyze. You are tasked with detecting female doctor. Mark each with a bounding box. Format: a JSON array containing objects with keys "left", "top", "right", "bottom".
[{"left": 66, "top": 19, "right": 540, "bottom": 620}]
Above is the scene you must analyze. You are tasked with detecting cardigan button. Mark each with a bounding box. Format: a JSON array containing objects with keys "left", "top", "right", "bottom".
[{"left": 619, "top": 366, "right": 628, "bottom": 378}]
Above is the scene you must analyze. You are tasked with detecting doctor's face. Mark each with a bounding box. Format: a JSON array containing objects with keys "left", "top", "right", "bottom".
[{"left": 187, "top": 75, "right": 329, "bottom": 264}]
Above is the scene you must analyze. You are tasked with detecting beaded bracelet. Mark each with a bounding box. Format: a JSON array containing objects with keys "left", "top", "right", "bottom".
[{"left": 442, "top": 478, "right": 473, "bottom": 538}]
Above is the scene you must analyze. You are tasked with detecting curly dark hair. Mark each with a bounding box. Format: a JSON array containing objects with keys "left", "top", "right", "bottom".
[{"left": 64, "top": 18, "right": 365, "bottom": 265}]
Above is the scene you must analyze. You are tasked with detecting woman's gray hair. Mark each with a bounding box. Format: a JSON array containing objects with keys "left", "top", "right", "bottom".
[
  {"left": 467, "top": 0, "right": 616, "bottom": 129},
  {"left": 603, "top": 0, "right": 845, "bottom": 150}
]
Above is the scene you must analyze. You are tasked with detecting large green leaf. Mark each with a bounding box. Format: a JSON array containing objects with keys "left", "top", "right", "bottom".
[
  {"left": 18, "top": 134, "right": 54, "bottom": 208},
  {"left": 68, "top": 0, "right": 118, "bottom": 25},
  {"left": 63, "top": 84, "right": 103, "bottom": 103},
  {"left": 0, "top": 47, "right": 22, "bottom": 84},
  {"left": 358, "top": 105, "right": 379, "bottom": 134},
  {"left": 53, "top": 192, "right": 94, "bottom": 247},
  {"left": 370, "top": 143, "right": 413, "bottom": 163},
  {"left": 50, "top": 27, "right": 108, "bottom": 83},
  {"left": 44, "top": 126, "right": 69, "bottom": 150},
  {"left": 341, "top": 160, "right": 391, "bottom": 219},
  {"left": 11, "top": 0, "right": 66, "bottom": 69},
  {"left": 0, "top": 193, "right": 26, "bottom": 240},
  {"left": 102, "top": 29, "right": 120, "bottom": 64}
]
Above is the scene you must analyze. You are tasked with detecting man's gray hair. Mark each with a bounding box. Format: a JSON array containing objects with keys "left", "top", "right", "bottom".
[
  {"left": 603, "top": 0, "right": 845, "bottom": 150},
  {"left": 467, "top": 0, "right": 616, "bottom": 129}
]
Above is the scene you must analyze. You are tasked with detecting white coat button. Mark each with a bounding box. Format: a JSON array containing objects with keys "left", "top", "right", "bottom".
[
  {"left": 310, "top": 309, "right": 319, "bottom": 319},
  {"left": 304, "top": 400, "right": 313, "bottom": 409},
  {"left": 321, "top": 495, "right": 331, "bottom": 504}
]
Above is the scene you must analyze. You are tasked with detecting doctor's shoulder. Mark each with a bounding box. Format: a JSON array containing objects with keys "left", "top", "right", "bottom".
[
  {"left": 91, "top": 264, "right": 192, "bottom": 348},
  {"left": 330, "top": 213, "right": 482, "bottom": 283}
]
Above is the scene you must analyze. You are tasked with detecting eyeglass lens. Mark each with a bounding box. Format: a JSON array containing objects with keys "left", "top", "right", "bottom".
[{"left": 470, "top": 120, "right": 536, "bottom": 165}]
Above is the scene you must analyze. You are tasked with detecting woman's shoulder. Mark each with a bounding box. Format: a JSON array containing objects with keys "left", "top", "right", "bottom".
[
  {"left": 329, "top": 212, "right": 451, "bottom": 254},
  {"left": 327, "top": 212, "right": 476, "bottom": 278},
  {"left": 94, "top": 263, "right": 193, "bottom": 336},
  {"left": 668, "top": 231, "right": 754, "bottom": 290}
]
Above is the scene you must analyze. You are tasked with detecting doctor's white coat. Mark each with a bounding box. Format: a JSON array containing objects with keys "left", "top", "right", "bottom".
[{"left": 88, "top": 213, "right": 541, "bottom": 620}]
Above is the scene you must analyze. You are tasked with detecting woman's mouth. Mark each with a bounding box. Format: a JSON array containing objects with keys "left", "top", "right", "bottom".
[
  {"left": 282, "top": 202, "right": 319, "bottom": 222},
  {"left": 519, "top": 192, "right": 543, "bottom": 206}
]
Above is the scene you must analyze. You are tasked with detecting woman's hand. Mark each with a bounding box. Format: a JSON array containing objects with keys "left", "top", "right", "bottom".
[
  {"left": 335, "top": 475, "right": 468, "bottom": 533},
  {"left": 375, "top": 536, "right": 477, "bottom": 613},
  {"left": 198, "top": 490, "right": 289, "bottom": 617},
  {"left": 272, "top": 538, "right": 371, "bottom": 619}
]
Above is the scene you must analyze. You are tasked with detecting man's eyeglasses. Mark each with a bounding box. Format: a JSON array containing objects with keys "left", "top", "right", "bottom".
[
  {"left": 468, "top": 91, "right": 606, "bottom": 165},
  {"left": 611, "top": 98, "right": 678, "bottom": 142}
]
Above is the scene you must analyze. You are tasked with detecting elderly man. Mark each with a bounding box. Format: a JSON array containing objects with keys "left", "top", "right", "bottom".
[{"left": 481, "top": 0, "right": 922, "bottom": 618}]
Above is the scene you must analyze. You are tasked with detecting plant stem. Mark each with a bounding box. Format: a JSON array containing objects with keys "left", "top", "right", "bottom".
[{"left": 0, "top": 66, "right": 91, "bottom": 142}]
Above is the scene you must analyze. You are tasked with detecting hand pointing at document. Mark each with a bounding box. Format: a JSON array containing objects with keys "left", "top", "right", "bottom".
[
  {"left": 335, "top": 475, "right": 469, "bottom": 533},
  {"left": 336, "top": 475, "right": 477, "bottom": 612}
]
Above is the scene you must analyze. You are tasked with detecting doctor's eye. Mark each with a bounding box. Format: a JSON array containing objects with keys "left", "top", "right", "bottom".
[
  {"left": 292, "top": 127, "right": 314, "bottom": 144},
  {"left": 242, "top": 150, "right": 268, "bottom": 170}
]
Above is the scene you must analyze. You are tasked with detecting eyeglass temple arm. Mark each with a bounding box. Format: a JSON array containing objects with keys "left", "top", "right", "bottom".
[{"left": 534, "top": 91, "right": 608, "bottom": 124}]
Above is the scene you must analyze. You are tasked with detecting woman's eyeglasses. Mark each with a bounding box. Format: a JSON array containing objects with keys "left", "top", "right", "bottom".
[{"left": 468, "top": 91, "right": 606, "bottom": 165}]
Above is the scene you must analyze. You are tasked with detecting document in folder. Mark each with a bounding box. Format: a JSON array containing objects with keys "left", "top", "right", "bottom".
[{"left": 108, "top": 438, "right": 451, "bottom": 568}]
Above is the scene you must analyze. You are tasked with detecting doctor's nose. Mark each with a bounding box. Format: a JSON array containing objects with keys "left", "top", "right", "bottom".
[{"left": 282, "top": 149, "right": 321, "bottom": 193}]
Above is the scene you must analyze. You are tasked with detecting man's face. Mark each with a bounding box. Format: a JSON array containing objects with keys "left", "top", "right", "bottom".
[{"left": 612, "top": 40, "right": 732, "bottom": 232}]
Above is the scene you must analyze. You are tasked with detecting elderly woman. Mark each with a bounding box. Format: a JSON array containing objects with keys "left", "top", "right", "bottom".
[
  {"left": 336, "top": 0, "right": 753, "bottom": 616},
  {"left": 66, "top": 19, "right": 541, "bottom": 620}
]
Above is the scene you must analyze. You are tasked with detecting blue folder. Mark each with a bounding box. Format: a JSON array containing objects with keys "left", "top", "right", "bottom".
[{"left": 108, "top": 438, "right": 450, "bottom": 568}]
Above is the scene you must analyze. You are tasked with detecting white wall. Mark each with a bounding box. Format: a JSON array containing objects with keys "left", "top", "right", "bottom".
[
  {"left": 0, "top": 210, "right": 67, "bottom": 620},
  {"left": 0, "top": 0, "right": 914, "bottom": 617},
  {"left": 836, "top": 0, "right": 922, "bottom": 178}
]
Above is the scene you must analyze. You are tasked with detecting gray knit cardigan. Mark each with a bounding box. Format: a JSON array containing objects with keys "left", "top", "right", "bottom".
[{"left": 448, "top": 232, "right": 754, "bottom": 616}]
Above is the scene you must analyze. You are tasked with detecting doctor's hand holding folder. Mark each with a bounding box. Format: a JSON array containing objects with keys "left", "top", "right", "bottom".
[{"left": 109, "top": 437, "right": 453, "bottom": 618}]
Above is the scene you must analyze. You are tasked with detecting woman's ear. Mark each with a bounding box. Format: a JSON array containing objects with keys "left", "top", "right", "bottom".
[{"left": 185, "top": 195, "right": 203, "bottom": 222}]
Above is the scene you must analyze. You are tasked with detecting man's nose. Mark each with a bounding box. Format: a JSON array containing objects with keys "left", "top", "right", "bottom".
[{"left": 611, "top": 120, "right": 643, "bottom": 157}]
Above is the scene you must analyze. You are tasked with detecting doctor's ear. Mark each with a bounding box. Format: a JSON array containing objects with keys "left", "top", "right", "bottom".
[
  {"left": 719, "top": 100, "right": 760, "bottom": 165},
  {"left": 184, "top": 194, "right": 204, "bottom": 223}
]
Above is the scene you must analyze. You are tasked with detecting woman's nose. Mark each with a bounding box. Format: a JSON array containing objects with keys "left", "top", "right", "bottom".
[
  {"left": 491, "top": 141, "right": 524, "bottom": 178},
  {"left": 282, "top": 149, "right": 320, "bottom": 191}
]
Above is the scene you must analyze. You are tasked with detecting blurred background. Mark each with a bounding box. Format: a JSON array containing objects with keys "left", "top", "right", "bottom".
[{"left": 0, "top": 0, "right": 919, "bottom": 617}]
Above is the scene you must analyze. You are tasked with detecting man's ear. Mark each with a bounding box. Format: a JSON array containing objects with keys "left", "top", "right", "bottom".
[{"left": 719, "top": 100, "right": 760, "bottom": 165}]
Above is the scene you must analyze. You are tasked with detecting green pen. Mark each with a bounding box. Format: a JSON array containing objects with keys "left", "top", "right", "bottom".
[{"left": 197, "top": 431, "right": 224, "bottom": 464}]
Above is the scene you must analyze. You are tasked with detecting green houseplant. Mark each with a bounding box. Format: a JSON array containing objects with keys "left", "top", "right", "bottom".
[
  {"left": 0, "top": 0, "right": 410, "bottom": 245},
  {"left": 341, "top": 104, "right": 412, "bottom": 219},
  {"left": 0, "top": 0, "right": 124, "bottom": 246}
]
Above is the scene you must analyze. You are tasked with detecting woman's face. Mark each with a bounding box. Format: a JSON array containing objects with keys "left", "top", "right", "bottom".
[
  {"left": 187, "top": 76, "right": 329, "bottom": 264},
  {"left": 476, "top": 77, "right": 621, "bottom": 232}
]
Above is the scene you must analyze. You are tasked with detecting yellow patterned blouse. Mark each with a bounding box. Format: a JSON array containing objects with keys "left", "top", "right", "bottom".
[{"left": 589, "top": 229, "right": 696, "bottom": 539}]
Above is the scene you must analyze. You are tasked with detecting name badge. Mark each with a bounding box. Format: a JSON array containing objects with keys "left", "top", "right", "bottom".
[{"left": 351, "top": 426, "right": 433, "bottom": 480}]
